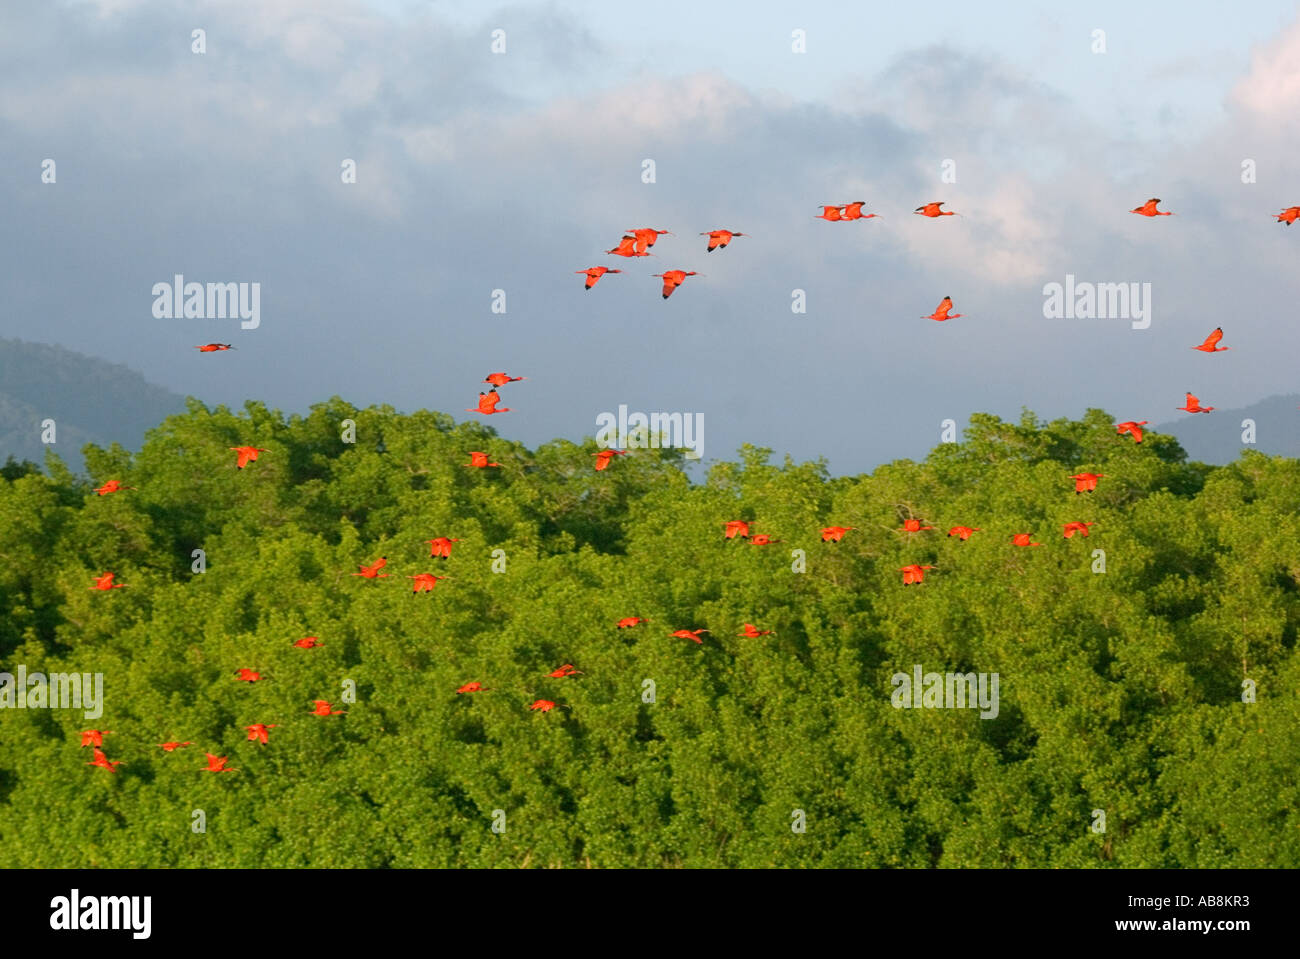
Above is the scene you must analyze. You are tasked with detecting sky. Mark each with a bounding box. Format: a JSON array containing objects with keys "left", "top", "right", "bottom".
[{"left": 3, "top": 0, "right": 1300, "bottom": 474}]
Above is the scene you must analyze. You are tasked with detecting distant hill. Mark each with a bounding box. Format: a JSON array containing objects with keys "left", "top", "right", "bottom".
[
  {"left": 1154, "top": 393, "right": 1300, "bottom": 464},
  {"left": 0, "top": 337, "right": 186, "bottom": 474}
]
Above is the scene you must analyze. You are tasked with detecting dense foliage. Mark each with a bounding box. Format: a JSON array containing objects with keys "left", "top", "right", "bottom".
[{"left": 0, "top": 398, "right": 1296, "bottom": 867}]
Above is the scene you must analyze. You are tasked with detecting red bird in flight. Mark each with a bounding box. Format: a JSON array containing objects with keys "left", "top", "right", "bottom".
[
  {"left": 85, "top": 747, "right": 123, "bottom": 773},
  {"left": 1070, "top": 473, "right": 1105, "bottom": 494},
  {"left": 483, "top": 372, "right": 525, "bottom": 386},
  {"left": 653, "top": 270, "right": 699, "bottom": 299},
  {"left": 293, "top": 637, "right": 324, "bottom": 649},
  {"left": 947, "top": 526, "right": 980, "bottom": 541},
  {"left": 625, "top": 228, "right": 671, "bottom": 249},
  {"left": 547, "top": 664, "right": 582, "bottom": 678},
  {"left": 1191, "top": 328, "right": 1229, "bottom": 352},
  {"left": 1176, "top": 393, "right": 1215, "bottom": 413},
  {"left": 427, "top": 537, "right": 460, "bottom": 559},
  {"left": 467, "top": 390, "right": 510, "bottom": 415},
  {"left": 195, "top": 343, "right": 234, "bottom": 352},
  {"left": 1062, "top": 522, "right": 1094, "bottom": 539},
  {"left": 409, "top": 573, "right": 448, "bottom": 594},
  {"left": 235, "top": 668, "right": 264, "bottom": 683},
  {"left": 900, "top": 564, "right": 935, "bottom": 585},
  {"left": 529, "top": 699, "right": 567, "bottom": 712},
  {"left": 901, "top": 519, "right": 934, "bottom": 533},
  {"left": 93, "top": 480, "right": 135, "bottom": 495},
  {"left": 1275, "top": 206, "right": 1300, "bottom": 225},
  {"left": 671, "top": 629, "right": 709, "bottom": 644},
  {"left": 724, "top": 520, "right": 753, "bottom": 539},
  {"left": 820, "top": 526, "right": 855, "bottom": 542},
  {"left": 840, "top": 201, "right": 878, "bottom": 221},
  {"left": 737, "top": 623, "right": 773, "bottom": 637},
  {"left": 80, "top": 730, "right": 112, "bottom": 748},
  {"left": 246, "top": 723, "right": 278, "bottom": 745},
  {"left": 750, "top": 534, "right": 781, "bottom": 545},
  {"left": 701, "top": 230, "right": 745, "bottom": 251},
  {"left": 815, "top": 205, "right": 845, "bottom": 221},
  {"left": 593, "top": 449, "right": 626, "bottom": 471},
  {"left": 1131, "top": 198, "right": 1173, "bottom": 216},
  {"left": 464, "top": 451, "right": 501, "bottom": 468},
  {"left": 157, "top": 741, "right": 193, "bottom": 752},
  {"left": 923, "top": 296, "right": 963, "bottom": 321},
  {"left": 914, "top": 201, "right": 959, "bottom": 217},
  {"left": 1011, "top": 533, "right": 1042, "bottom": 547},
  {"left": 1116, "top": 421, "right": 1147, "bottom": 444},
  {"left": 311, "top": 700, "right": 346, "bottom": 716},
  {"left": 577, "top": 266, "right": 621, "bottom": 290},
  {"left": 91, "top": 572, "right": 127, "bottom": 590},
  {"left": 201, "top": 754, "right": 236, "bottom": 773},
  {"left": 456, "top": 681, "right": 487, "bottom": 694},
  {"left": 353, "top": 557, "right": 389, "bottom": 579},
  {"left": 230, "top": 446, "right": 268, "bottom": 469},
  {"left": 607, "top": 235, "right": 652, "bottom": 257},
  {"left": 616, "top": 616, "right": 647, "bottom": 628}
]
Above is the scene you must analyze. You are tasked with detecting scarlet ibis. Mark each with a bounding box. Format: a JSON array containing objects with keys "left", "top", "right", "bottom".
[
  {"left": 593, "top": 449, "right": 626, "bottom": 471},
  {"left": 737, "top": 623, "right": 773, "bottom": 637},
  {"left": 80, "top": 730, "right": 111, "bottom": 747},
  {"left": 1131, "top": 198, "right": 1173, "bottom": 216},
  {"left": 1191, "top": 328, "right": 1229, "bottom": 352},
  {"left": 201, "top": 754, "right": 236, "bottom": 772},
  {"left": 409, "top": 573, "right": 448, "bottom": 594},
  {"left": 653, "top": 270, "right": 699, "bottom": 299},
  {"left": 91, "top": 572, "right": 127, "bottom": 590},
  {"left": 85, "top": 747, "right": 123, "bottom": 773},
  {"left": 815, "top": 206, "right": 845, "bottom": 221},
  {"left": 235, "top": 668, "right": 263, "bottom": 683},
  {"left": 947, "top": 526, "right": 980, "bottom": 540},
  {"left": 529, "top": 699, "right": 568, "bottom": 712},
  {"left": 607, "top": 235, "right": 651, "bottom": 257},
  {"left": 840, "top": 201, "right": 878, "bottom": 221},
  {"left": 456, "top": 681, "right": 486, "bottom": 694},
  {"left": 157, "top": 742, "right": 193, "bottom": 752},
  {"left": 1116, "top": 421, "right": 1148, "bottom": 443},
  {"left": 577, "top": 266, "right": 621, "bottom": 289},
  {"left": 671, "top": 629, "right": 709, "bottom": 644},
  {"left": 464, "top": 451, "right": 501, "bottom": 468},
  {"left": 616, "top": 616, "right": 647, "bottom": 628},
  {"left": 245, "top": 723, "right": 278, "bottom": 745},
  {"left": 724, "top": 520, "right": 752, "bottom": 539},
  {"left": 427, "top": 537, "right": 460, "bottom": 559},
  {"left": 820, "top": 526, "right": 856, "bottom": 542},
  {"left": 1275, "top": 206, "right": 1300, "bottom": 225},
  {"left": 750, "top": 534, "right": 781, "bottom": 545},
  {"left": 1011, "top": 533, "right": 1042, "bottom": 547},
  {"left": 923, "top": 296, "right": 963, "bottom": 321},
  {"left": 292, "top": 637, "right": 324, "bottom": 649},
  {"left": 467, "top": 390, "right": 510, "bottom": 415},
  {"left": 547, "top": 664, "right": 582, "bottom": 678},
  {"left": 624, "top": 228, "right": 671, "bottom": 249},
  {"left": 311, "top": 700, "right": 346, "bottom": 716},
  {"left": 1070, "top": 473, "right": 1105, "bottom": 493},
  {"left": 901, "top": 519, "right": 934, "bottom": 533},
  {"left": 701, "top": 229, "right": 745, "bottom": 251},
  {"left": 195, "top": 343, "right": 234, "bottom": 352},
  {"left": 353, "top": 558, "right": 389, "bottom": 579},
  {"left": 230, "top": 446, "right": 268, "bottom": 469},
  {"left": 900, "top": 564, "right": 935, "bottom": 584},
  {"left": 1176, "top": 393, "right": 1214, "bottom": 413},
  {"left": 1063, "top": 521, "right": 1094, "bottom": 538},
  {"left": 93, "top": 480, "right": 135, "bottom": 495},
  {"left": 484, "top": 372, "right": 525, "bottom": 386},
  {"left": 914, "top": 202, "right": 959, "bottom": 217}
]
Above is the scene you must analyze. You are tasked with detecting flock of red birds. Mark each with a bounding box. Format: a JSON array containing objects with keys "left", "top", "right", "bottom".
[{"left": 77, "top": 195, "right": 1293, "bottom": 770}]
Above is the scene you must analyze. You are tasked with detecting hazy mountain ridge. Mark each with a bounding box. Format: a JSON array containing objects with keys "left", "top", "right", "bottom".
[
  {"left": 1154, "top": 393, "right": 1300, "bottom": 465},
  {"left": 0, "top": 337, "right": 186, "bottom": 473}
]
